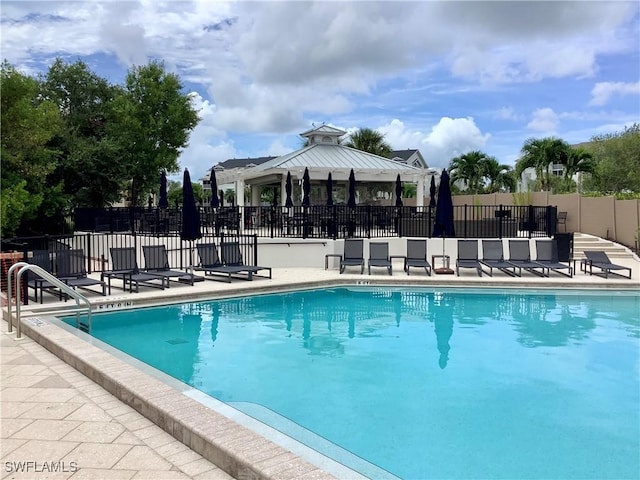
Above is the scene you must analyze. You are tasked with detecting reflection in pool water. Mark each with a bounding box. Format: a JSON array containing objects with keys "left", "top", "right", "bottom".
[{"left": 68, "top": 287, "right": 640, "bottom": 480}]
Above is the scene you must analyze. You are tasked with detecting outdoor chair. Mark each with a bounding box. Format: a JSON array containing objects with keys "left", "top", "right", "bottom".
[
  {"left": 404, "top": 239, "right": 431, "bottom": 276},
  {"left": 27, "top": 250, "right": 61, "bottom": 303},
  {"left": 101, "top": 247, "right": 166, "bottom": 293},
  {"left": 479, "top": 240, "right": 519, "bottom": 277},
  {"left": 195, "top": 243, "right": 266, "bottom": 282},
  {"left": 55, "top": 248, "right": 107, "bottom": 297},
  {"left": 455, "top": 240, "right": 483, "bottom": 277},
  {"left": 507, "top": 240, "right": 548, "bottom": 277},
  {"left": 368, "top": 242, "right": 392, "bottom": 275},
  {"left": 340, "top": 239, "right": 365, "bottom": 274},
  {"left": 220, "top": 242, "right": 272, "bottom": 280},
  {"left": 535, "top": 240, "right": 573, "bottom": 278},
  {"left": 142, "top": 245, "right": 194, "bottom": 286},
  {"left": 582, "top": 251, "right": 632, "bottom": 279},
  {"left": 557, "top": 211, "right": 567, "bottom": 232}
]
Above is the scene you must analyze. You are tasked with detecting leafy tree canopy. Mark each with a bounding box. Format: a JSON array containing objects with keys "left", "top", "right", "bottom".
[
  {"left": 581, "top": 124, "right": 640, "bottom": 194},
  {"left": 111, "top": 61, "right": 199, "bottom": 206},
  {"left": 1, "top": 59, "right": 200, "bottom": 235},
  {"left": 1, "top": 61, "right": 62, "bottom": 236}
]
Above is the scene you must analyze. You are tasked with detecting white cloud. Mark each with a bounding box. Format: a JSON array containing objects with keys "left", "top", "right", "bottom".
[
  {"left": 1, "top": 0, "right": 638, "bottom": 177},
  {"left": 376, "top": 118, "right": 490, "bottom": 169},
  {"left": 178, "top": 93, "right": 237, "bottom": 179},
  {"left": 495, "top": 107, "right": 521, "bottom": 121},
  {"left": 527, "top": 108, "right": 559, "bottom": 132},
  {"left": 589, "top": 81, "right": 640, "bottom": 106}
]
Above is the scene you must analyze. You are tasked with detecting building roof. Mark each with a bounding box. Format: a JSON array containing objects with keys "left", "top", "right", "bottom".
[
  {"left": 251, "top": 144, "right": 422, "bottom": 173},
  {"left": 204, "top": 125, "right": 430, "bottom": 186},
  {"left": 216, "top": 156, "right": 275, "bottom": 169},
  {"left": 390, "top": 149, "right": 419, "bottom": 162}
]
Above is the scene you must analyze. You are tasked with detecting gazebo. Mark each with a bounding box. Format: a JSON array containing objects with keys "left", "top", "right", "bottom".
[{"left": 211, "top": 125, "right": 433, "bottom": 209}]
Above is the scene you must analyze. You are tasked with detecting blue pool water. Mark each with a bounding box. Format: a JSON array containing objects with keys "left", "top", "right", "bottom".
[{"left": 65, "top": 287, "right": 640, "bottom": 479}]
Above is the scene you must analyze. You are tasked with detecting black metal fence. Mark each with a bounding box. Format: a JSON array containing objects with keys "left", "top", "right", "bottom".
[
  {"left": 2, "top": 232, "right": 261, "bottom": 274},
  {"left": 72, "top": 204, "right": 557, "bottom": 240}
]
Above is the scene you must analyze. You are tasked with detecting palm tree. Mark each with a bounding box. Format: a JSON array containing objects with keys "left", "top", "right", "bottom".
[
  {"left": 562, "top": 147, "right": 596, "bottom": 180},
  {"left": 449, "top": 150, "right": 488, "bottom": 194},
  {"left": 482, "top": 157, "right": 515, "bottom": 193},
  {"left": 342, "top": 128, "right": 393, "bottom": 158},
  {"left": 515, "top": 137, "right": 570, "bottom": 191}
]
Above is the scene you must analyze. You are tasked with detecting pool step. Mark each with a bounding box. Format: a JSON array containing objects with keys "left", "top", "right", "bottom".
[{"left": 572, "top": 233, "right": 638, "bottom": 261}]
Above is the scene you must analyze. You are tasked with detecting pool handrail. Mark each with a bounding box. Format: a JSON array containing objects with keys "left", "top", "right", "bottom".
[{"left": 6, "top": 262, "right": 92, "bottom": 338}]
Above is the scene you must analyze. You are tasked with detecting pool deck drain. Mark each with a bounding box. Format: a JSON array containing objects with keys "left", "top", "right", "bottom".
[{"left": 2, "top": 263, "right": 638, "bottom": 479}]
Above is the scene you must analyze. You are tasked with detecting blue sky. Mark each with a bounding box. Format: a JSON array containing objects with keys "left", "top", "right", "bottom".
[{"left": 2, "top": 1, "right": 639, "bottom": 181}]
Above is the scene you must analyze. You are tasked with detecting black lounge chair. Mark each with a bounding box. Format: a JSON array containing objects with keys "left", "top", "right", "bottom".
[
  {"left": 340, "top": 239, "right": 365, "bottom": 274},
  {"left": 583, "top": 251, "right": 632, "bottom": 279},
  {"left": 27, "top": 250, "right": 61, "bottom": 303},
  {"left": 220, "top": 242, "right": 272, "bottom": 280},
  {"left": 101, "top": 247, "right": 166, "bottom": 293},
  {"left": 195, "top": 243, "right": 264, "bottom": 282},
  {"left": 456, "top": 240, "right": 482, "bottom": 276},
  {"left": 507, "top": 240, "right": 548, "bottom": 277},
  {"left": 55, "top": 249, "right": 107, "bottom": 297},
  {"left": 479, "top": 240, "right": 519, "bottom": 277},
  {"left": 368, "top": 242, "right": 392, "bottom": 275},
  {"left": 405, "top": 239, "right": 431, "bottom": 276},
  {"left": 535, "top": 240, "right": 573, "bottom": 278},
  {"left": 142, "top": 245, "right": 194, "bottom": 286}
]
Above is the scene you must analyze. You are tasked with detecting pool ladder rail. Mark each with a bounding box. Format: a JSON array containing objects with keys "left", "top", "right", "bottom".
[{"left": 5, "top": 262, "right": 92, "bottom": 338}]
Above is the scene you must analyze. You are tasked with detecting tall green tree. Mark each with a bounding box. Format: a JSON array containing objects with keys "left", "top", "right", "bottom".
[
  {"left": 562, "top": 147, "right": 595, "bottom": 181},
  {"left": 342, "top": 128, "right": 393, "bottom": 158},
  {"left": 40, "top": 59, "right": 125, "bottom": 210},
  {"left": 448, "top": 150, "right": 487, "bottom": 194},
  {"left": 515, "top": 137, "right": 570, "bottom": 191},
  {"left": 582, "top": 124, "right": 640, "bottom": 194},
  {"left": 1, "top": 62, "right": 62, "bottom": 236},
  {"left": 482, "top": 157, "right": 515, "bottom": 193},
  {"left": 111, "top": 61, "right": 199, "bottom": 206}
]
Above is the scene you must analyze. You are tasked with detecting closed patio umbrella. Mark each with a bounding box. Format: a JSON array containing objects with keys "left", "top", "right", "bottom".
[
  {"left": 219, "top": 189, "right": 224, "bottom": 207},
  {"left": 429, "top": 175, "right": 437, "bottom": 208},
  {"left": 159, "top": 170, "right": 169, "bottom": 208},
  {"left": 181, "top": 169, "right": 202, "bottom": 276},
  {"left": 347, "top": 169, "right": 356, "bottom": 207},
  {"left": 432, "top": 169, "right": 455, "bottom": 274},
  {"left": 326, "top": 173, "right": 334, "bottom": 207},
  {"left": 302, "top": 167, "right": 311, "bottom": 207},
  {"left": 395, "top": 174, "right": 403, "bottom": 207},
  {"left": 209, "top": 168, "right": 219, "bottom": 208},
  {"left": 285, "top": 171, "right": 294, "bottom": 207}
]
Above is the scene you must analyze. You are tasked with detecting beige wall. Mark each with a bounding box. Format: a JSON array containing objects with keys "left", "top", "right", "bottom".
[{"left": 429, "top": 193, "right": 639, "bottom": 250}]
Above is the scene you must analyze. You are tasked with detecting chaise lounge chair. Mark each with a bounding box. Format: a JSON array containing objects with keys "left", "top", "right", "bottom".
[
  {"left": 142, "top": 245, "right": 194, "bottom": 286},
  {"left": 479, "top": 240, "right": 519, "bottom": 277},
  {"left": 368, "top": 242, "right": 392, "bottom": 275},
  {"left": 507, "top": 240, "right": 548, "bottom": 277},
  {"left": 195, "top": 243, "right": 266, "bottom": 282},
  {"left": 456, "top": 240, "right": 482, "bottom": 276},
  {"left": 340, "top": 239, "right": 365, "bottom": 274},
  {"left": 221, "top": 242, "right": 272, "bottom": 280},
  {"left": 583, "top": 251, "right": 632, "bottom": 279},
  {"left": 535, "top": 240, "right": 573, "bottom": 278},
  {"left": 405, "top": 239, "right": 431, "bottom": 276},
  {"left": 27, "top": 250, "right": 61, "bottom": 303},
  {"left": 55, "top": 248, "right": 107, "bottom": 297},
  {"left": 101, "top": 247, "right": 166, "bottom": 293}
]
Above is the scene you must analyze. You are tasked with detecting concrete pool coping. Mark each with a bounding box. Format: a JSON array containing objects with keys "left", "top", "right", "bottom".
[{"left": 3, "top": 264, "right": 639, "bottom": 479}]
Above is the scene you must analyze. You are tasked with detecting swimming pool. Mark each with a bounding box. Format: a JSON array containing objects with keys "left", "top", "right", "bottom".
[{"left": 65, "top": 287, "right": 640, "bottom": 479}]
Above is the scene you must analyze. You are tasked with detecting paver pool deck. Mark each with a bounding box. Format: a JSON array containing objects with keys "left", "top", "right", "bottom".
[{"left": 2, "top": 259, "right": 638, "bottom": 480}]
